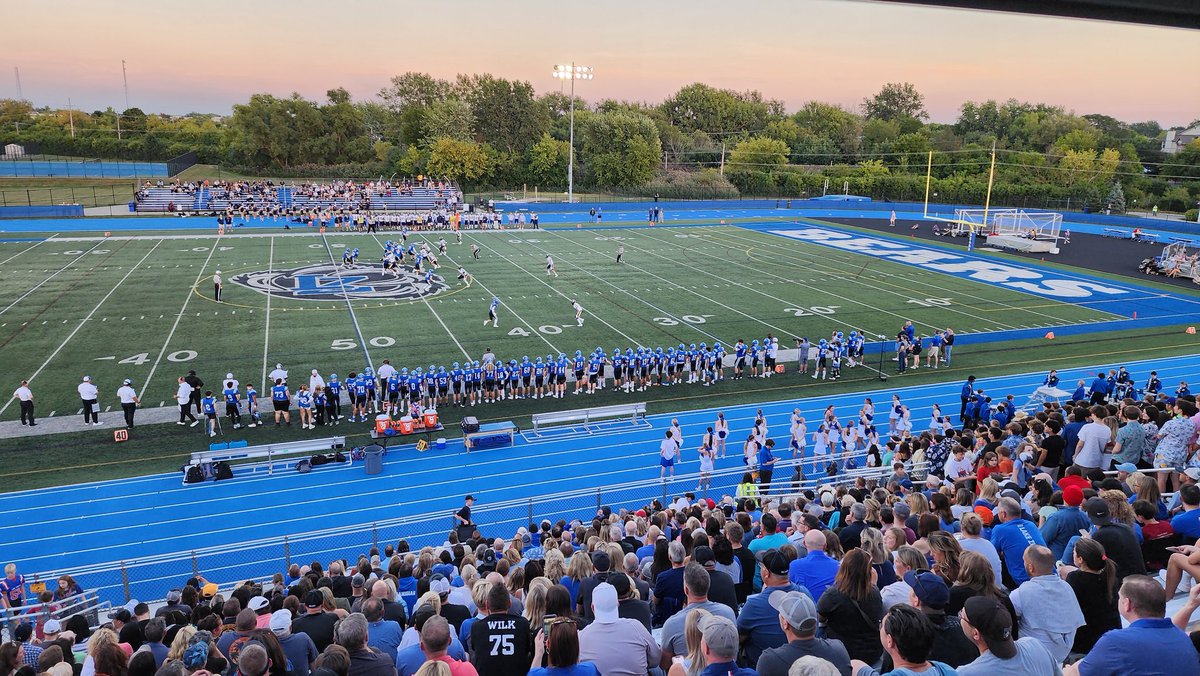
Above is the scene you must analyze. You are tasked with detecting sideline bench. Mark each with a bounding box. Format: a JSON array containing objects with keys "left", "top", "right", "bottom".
[
  {"left": 527, "top": 402, "right": 649, "bottom": 440},
  {"left": 183, "top": 436, "right": 346, "bottom": 484},
  {"left": 464, "top": 421, "right": 517, "bottom": 452},
  {"left": 370, "top": 423, "right": 444, "bottom": 448},
  {"left": 1104, "top": 228, "right": 1129, "bottom": 238}
]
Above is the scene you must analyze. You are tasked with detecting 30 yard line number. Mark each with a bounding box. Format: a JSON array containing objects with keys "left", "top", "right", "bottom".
[{"left": 653, "top": 315, "right": 712, "bottom": 326}]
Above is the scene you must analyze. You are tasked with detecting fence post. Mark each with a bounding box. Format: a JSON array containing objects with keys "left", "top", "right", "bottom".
[
  {"left": 372, "top": 523, "right": 379, "bottom": 550},
  {"left": 120, "top": 562, "right": 131, "bottom": 603},
  {"left": 527, "top": 498, "right": 533, "bottom": 526},
  {"left": 596, "top": 488, "right": 601, "bottom": 512},
  {"left": 191, "top": 551, "right": 199, "bottom": 577},
  {"left": 284, "top": 536, "right": 292, "bottom": 568}
]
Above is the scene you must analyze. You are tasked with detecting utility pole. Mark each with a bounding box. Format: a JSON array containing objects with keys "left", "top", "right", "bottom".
[
  {"left": 719, "top": 142, "right": 725, "bottom": 175},
  {"left": 122, "top": 60, "right": 130, "bottom": 111},
  {"left": 13, "top": 67, "right": 22, "bottom": 101},
  {"left": 117, "top": 115, "right": 122, "bottom": 140},
  {"left": 67, "top": 98, "right": 75, "bottom": 138}
]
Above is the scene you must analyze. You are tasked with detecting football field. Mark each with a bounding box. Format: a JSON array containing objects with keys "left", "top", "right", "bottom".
[{"left": 0, "top": 224, "right": 1119, "bottom": 421}]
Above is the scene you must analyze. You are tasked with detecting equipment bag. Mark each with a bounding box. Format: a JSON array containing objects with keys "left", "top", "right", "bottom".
[
  {"left": 461, "top": 416, "right": 480, "bottom": 433},
  {"left": 297, "top": 459, "right": 312, "bottom": 473},
  {"left": 213, "top": 461, "right": 234, "bottom": 481},
  {"left": 184, "top": 465, "right": 206, "bottom": 484}
]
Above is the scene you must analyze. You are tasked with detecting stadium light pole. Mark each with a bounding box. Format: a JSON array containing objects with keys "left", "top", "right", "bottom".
[{"left": 552, "top": 64, "right": 593, "bottom": 204}]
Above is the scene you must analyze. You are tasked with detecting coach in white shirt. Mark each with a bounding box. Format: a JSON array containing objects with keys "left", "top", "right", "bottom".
[
  {"left": 12, "top": 380, "right": 34, "bottom": 426},
  {"left": 377, "top": 360, "right": 397, "bottom": 382},
  {"left": 176, "top": 377, "right": 199, "bottom": 426},
  {"left": 224, "top": 372, "right": 240, "bottom": 392},
  {"left": 117, "top": 379, "right": 140, "bottom": 428},
  {"left": 78, "top": 376, "right": 100, "bottom": 426},
  {"left": 309, "top": 369, "right": 326, "bottom": 392},
  {"left": 268, "top": 363, "right": 288, "bottom": 384}
]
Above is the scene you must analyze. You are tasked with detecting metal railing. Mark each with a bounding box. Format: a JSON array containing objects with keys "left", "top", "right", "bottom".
[
  {"left": 23, "top": 448, "right": 914, "bottom": 607},
  {"left": 1, "top": 590, "right": 108, "bottom": 642}
]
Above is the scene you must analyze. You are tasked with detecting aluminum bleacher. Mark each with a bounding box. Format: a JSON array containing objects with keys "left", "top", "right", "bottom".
[{"left": 136, "top": 181, "right": 460, "bottom": 213}]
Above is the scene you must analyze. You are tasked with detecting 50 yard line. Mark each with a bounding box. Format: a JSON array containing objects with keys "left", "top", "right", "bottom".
[
  {"left": 319, "top": 234, "right": 375, "bottom": 373},
  {"left": 367, "top": 232, "right": 470, "bottom": 360}
]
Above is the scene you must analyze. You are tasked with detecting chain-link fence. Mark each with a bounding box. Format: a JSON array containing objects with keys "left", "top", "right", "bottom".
[
  {"left": 0, "top": 184, "right": 136, "bottom": 208},
  {"left": 26, "top": 453, "right": 909, "bottom": 607}
]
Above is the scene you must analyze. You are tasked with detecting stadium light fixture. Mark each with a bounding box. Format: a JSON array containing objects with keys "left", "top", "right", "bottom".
[{"left": 551, "top": 63, "right": 594, "bottom": 204}]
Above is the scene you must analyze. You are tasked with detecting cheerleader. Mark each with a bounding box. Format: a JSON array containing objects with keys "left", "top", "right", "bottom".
[
  {"left": 697, "top": 442, "right": 715, "bottom": 491},
  {"left": 790, "top": 409, "right": 807, "bottom": 459},
  {"left": 888, "top": 395, "right": 903, "bottom": 437},
  {"left": 714, "top": 412, "right": 729, "bottom": 458}
]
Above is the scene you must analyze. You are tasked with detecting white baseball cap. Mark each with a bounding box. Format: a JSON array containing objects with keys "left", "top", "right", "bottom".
[{"left": 82, "top": 376, "right": 91, "bottom": 382}]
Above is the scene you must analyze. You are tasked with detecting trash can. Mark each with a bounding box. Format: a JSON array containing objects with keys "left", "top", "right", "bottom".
[{"left": 363, "top": 444, "right": 385, "bottom": 475}]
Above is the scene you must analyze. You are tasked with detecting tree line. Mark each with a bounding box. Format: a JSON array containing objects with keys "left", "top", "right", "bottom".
[{"left": 1, "top": 76, "right": 1198, "bottom": 212}]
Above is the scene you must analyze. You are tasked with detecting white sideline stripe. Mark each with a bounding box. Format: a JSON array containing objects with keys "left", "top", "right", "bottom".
[
  {"left": 367, "top": 232, "right": 469, "bottom": 359},
  {"left": 717, "top": 226, "right": 1063, "bottom": 328},
  {"left": 260, "top": 236, "right": 274, "bottom": 393},
  {"left": 319, "top": 234, "right": 375, "bottom": 372},
  {"left": 140, "top": 237, "right": 221, "bottom": 399},
  {"left": 469, "top": 236, "right": 641, "bottom": 346},
  {"left": 0, "top": 240, "right": 164, "bottom": 416},
  {"left": 0, "top": 240, "right": 107, "bottom": 317},
  {"left": 12, "top": 354, "right": 1200, "bottom": 530},
  {"left": 698, "top": 227, "right": 1023, "bottom": 332},
  {"left": 414, "top": 233, "right": 560, "bottom": 354},
  {"left": 488, "top": 234, "right": 719, "bottom": 344},
  {"left": 0, "top": 239, "right": 47, "bottom": 267}
]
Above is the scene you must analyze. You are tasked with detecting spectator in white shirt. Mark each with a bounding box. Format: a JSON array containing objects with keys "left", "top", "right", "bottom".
[
  {"left": 1073, "top": 406, "right": 1112, "bottom": 472},
  {"left": 176, "top": 377, "right": 199, "bottom": 426},
  {"left": 12, "top": 380, "right": 34, "bottom": 426}
]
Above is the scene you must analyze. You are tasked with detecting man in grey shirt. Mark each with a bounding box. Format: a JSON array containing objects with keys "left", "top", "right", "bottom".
[
  {"left": 658, "top": 563, "right": 736, "bottom": 670},
  {"left": 957, "top": 596, "right": 1062, "bottom": 676}
]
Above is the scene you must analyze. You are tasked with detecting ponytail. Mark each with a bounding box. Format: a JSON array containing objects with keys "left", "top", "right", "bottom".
[{"left": 1075, "top": 538, "right": 1117, "bottom": 603}]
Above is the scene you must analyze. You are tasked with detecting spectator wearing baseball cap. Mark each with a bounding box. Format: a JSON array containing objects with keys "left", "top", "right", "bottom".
[
  {"left": 738, "top": 549, "right": 803, "bottom": 666},
  {"left": 578, "top": 582, "right": 660, "bottom": 676},
  {"left": 431, "top": 574, "right": 470, "bottom": 632},
  {"left": 902, "top": 571, "right": 978, "bottom": 669},
  {"left": 155, "top": 589, "right": 192, "bottom": 619},
  {"left": 270, "top": 609, "right": 318, "bottom": 676},
  {"left": 957, "top": 596, "right": 1060, "bottom": 675},
  {"left": 1167, "top": 467, "right": 1200, "bottom": 514},
  {"left": 607, "top": 573, "right": 653, "bottom": 631},
  {"left": 1040, "top": 485, "right": 1091, "bottom": 560},
  {"left": 247, "top": 595, "right": 272, "bottom": 629},
  {"left": 698, "top": 614, "right": 755, "bottom": 676},
  {"left": 1084, "top": 497, "right": 1147, "bottom": 581},
  {"left": 576, "top": 550, "right": 612, "bottom": 622},
  {"left": 756, "top": 590, "right": 851, "bottom": 676},
  {"left": 692, "top": 546, "right": 738, "bottom": 617},
  {"left": 658, "top": 563, "right": 736, "bottom": 671},
  {"left": 291, "top": 589, "right": 339, "bottom": 652}
]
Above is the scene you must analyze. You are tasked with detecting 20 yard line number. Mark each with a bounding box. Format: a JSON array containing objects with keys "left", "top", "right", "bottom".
[{"left": 784, "top": 306, "right": 839, "bottom": 317}]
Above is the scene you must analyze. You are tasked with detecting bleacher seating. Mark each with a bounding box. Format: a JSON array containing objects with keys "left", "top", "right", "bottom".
[{"left": 135, "top": 179, "right": 461, "bottom": 213}]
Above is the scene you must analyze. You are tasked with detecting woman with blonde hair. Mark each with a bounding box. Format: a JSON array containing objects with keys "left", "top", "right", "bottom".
[
  {"left": 506, "top": 567, "right": 526, "bottom": 600},
  {"left": 319, "top": 587, "right": 348, "bottom": 618},
  {"left": 543, "top": 548, "right": 567, "bottom": 582},
  {"left": 413, "top": 660, "right": 451, "bottom": 676},
  {"left": 167, "top": 625, "right": 197, "bottom": 661},
  {"left": 926, "top": 530, "right": 963, "bottom": 583},
  {"left": 858, "top": 527, "right": 896, "bottom": 588},
  {"left": 561, "top": 551, "right": 592, "bottom": 608},
  {"left": 976, "top": 476, "right": 999, "bottom": 509},
  {"left": 905, "top": 492, "right": 929, "bottom": 525},
  {"left": 666, "top": 607, "right": 711, "bottom": 676},
  {"left": 82, "top": 627, "right": 120, "bottom": 676},
  {"left": 881, "top": 545, "right": 929, "bottom": 610},
  {"left": 523, "top": 578, "right": 551, "bottom": 635}
]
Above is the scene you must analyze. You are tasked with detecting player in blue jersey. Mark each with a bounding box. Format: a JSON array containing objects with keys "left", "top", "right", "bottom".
[
  {"left": 468, "top": 361, "right": 481, "bottom": 406},
  {"left": 271, "top": 378, "right": 291, "bottom": 427},
  {"left": 517, "top": 357, "right": 531, "bottom": 400},
  {"left": 507, "top": 359, "right": 520, "bottom": 400},
  {"left": 450, "top": 363, "right": 464, "bottom": 407},
  {"left": 386, "top": 369, "right": 402, "bottom": 412},
  {"left": 352, "top": 372, "right": 370, "bottom": 422},
  {"left": 313, "top": 386, "right": 327, "bottom": 426},
  {"left": 325, "top": 373, "right": 342, "bottom": 422},
  {"left": 362, "top": 368, "right": 378, "bottom": 415},
  {"left": 245, "top": 383, "right": 261, "bottom": 427},
  {"left": 829, "top": 340, "right": 843, "bottom": 381},
  {"left": 555, "top": 353, "right": 569, "bottom": 398},
  {"left": 484, "top": 297, "right": 500, "bottom": 328},
  {"left": 201, "top": 390, "right": 218, "bottom": 437},
  {"left": 813, "top": 339, "right": 829, "bottom": 381},
  {"left": 674, "top": 345, "right": 687, "bottom": 385},
  {"left": 222, "top": 380, "right": 243, "bottom": 430},
  {"left": 296, "top": 384, "right": 314, "bottom": 429},
  {"left": 533, "top": 357, "right": 547, "bottom": 399},
  {"left": 436, "top": 366, "right": 449, "bottom": 407},
  {"left": 586, "top": 354, "right": 600, "bottom": 394},
  {"left": 572, "top": 351, "right": 586, "bottom": 395},
  {"left": 749, "top": 340, "right": 761, "bottom": 378},
  {"left": 342, "top": 248, "right": 353, "bottom": 267},
  {"left": 423, "top": 365, "right": 437, "bottom": 408}
]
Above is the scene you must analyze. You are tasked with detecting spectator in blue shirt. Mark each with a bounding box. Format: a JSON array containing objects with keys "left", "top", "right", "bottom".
[
  {"left": 990, "top": 497, "right": 1046, "bottom": 588},
  {"left": 1170, "top": 485, "right": 1200, "bottom": 541},
  {"left": 362, "top": 598, "right": 403, "bottom": 666},
  {"left": 1089, "top": 372, "right": 1110, "bottom": 405},
  {"left": 789, "top": 530, "right": 840, "bottom": 602},
  {"left": 1064, "top": 575, "right": 1200, "bottom": 676},
  {"left": 1040, "top": 485, "right": 1091, "bottom": 560},
  {"left": 959, "top": 376, "right": 976, "bottom": 422}
]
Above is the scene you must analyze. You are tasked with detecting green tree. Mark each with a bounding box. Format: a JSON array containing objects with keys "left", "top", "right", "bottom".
[
  {"left": 659, "top": 83, "right": 779, "bottom": 135},
  {"left": 378, "top": 72, "right": 453, "bottom": 112},
  {"left": 862, "top": 82, "right": 928, "bottom": 121},
  {"left": 1105, "top": 181, "right": 1126, "bottom": 212},
  {"left": 456, "top": 74, "right": 548, "bottom": 154},
  {"left": 421, "top": 99, "right": 474, "bottom": 146},
  {"left": 119, "top": 107, "right": 147, "bottom": 132},
  {"left": 728, "top": 136, "right": 788, "bottom": 171},
  {"left": 526, "top": 133, "right": 569, "bottom": 188},
  {"left": 579, "top": 111, "right": 662, "bottom": 188},
  {"left": 426, "top": 137, "right": 489, "bottom": 183}
]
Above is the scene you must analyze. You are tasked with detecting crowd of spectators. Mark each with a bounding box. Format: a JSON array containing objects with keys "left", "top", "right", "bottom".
[
  {"left": 5, "top": 371, "right": 1200, "bottom": 675},
  {"left": 135, "top": 178, "right": 460, "bottom": 217}
]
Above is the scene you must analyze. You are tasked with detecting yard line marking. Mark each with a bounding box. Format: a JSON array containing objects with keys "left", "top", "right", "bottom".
[
  {"left": 413, "top": 233, "right": 560, "bottom": 354},
  {"left": 140, "top": 238, "right": 221, "bottom": 401},
  {"left": 470, "top": 237, "right": 641, "bottom": 346},
  {"left": 0, "top": 239, "right": 47, "bottom": 267},
  {"left": 543, "top": 228, "right": 785, "bottom": 342},
  {"left": 319, "top": 234, "right": 375, "bottom": 372},
  {"left": 714, "top": 227, "right": 1042, "bottom": 329},
  {"left": 260, "top": 236, "right": 274, "bottom": 393},
  {"left": 0, "top": 240, "right": 107, "bottom": 317},
  {"left": 485, "top": 234, "right": 713, "bottom": 345},
  {"left": 366, "top": 233, "right": 469, "bottom": 359},
  {"left": 0, "top": 237, "right": 166, "bottom": 417}
]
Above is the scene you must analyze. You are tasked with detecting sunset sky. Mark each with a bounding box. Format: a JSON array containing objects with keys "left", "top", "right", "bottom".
[{"left": 6, "top": 0, "right": 1199, "bottom": 125}]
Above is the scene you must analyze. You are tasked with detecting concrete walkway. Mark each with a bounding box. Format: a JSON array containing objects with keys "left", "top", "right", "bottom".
[{"left": 0, "top": 404, "right": 189, "bottom": 439}]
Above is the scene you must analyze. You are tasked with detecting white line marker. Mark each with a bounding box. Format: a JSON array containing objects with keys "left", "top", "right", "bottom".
[
  {"left": 0, "top": 240, "right": 107, "bottom": 317},
  {"left": 140, "top": 238, "right": 221, "bottom": 400}
]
